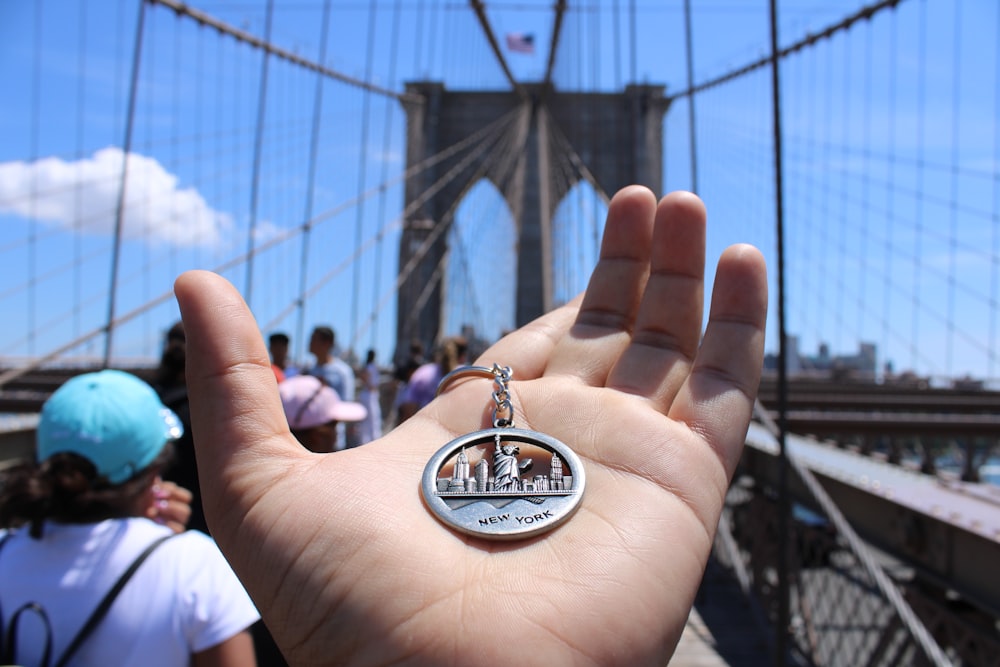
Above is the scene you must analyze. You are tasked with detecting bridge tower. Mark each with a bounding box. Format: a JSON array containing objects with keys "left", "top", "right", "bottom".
[{"left": 396, "top": 82, "right": 670, "bottom": 361}]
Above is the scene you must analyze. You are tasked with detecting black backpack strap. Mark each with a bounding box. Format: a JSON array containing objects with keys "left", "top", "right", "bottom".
[
  {"left": 4, "top": 602, "right": 54, "bottom": 666},
  {"left": 1, "top": 533, "right": 54, "bottom": 666},
  {"left": 53, "top": 533, "right": 176, "bottom": 667},
  {"left": 0, "top": 531, "right": 29, "bottom": 665}
]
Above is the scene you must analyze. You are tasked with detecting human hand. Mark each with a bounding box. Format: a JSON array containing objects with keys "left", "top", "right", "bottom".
[
  {"left": 142, "top": 477, "right": 193, "bottom": 533},
  {"left": 175, "top": 186, "right": 767, "bottom": 666}
]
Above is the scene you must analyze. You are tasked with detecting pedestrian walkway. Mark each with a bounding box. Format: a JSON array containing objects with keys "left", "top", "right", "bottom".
[
  {"left": 672, "top": 609, "right": 731, "bottom": 666},
  {"left": 669, "top": 559, "right": 773, "bottom": 666}
]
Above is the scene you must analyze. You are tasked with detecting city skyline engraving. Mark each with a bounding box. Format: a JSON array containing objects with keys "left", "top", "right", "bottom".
[
  {"left": 434, "top": 431, "right": 576, "bottom": 511},
  {"left": 422, "top": 426, "right": 586, "bottom": 538}
]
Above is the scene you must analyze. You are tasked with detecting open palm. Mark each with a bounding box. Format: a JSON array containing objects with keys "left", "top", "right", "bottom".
[{"left": 175, "top": 186, "right": 767, "bottom": 666}]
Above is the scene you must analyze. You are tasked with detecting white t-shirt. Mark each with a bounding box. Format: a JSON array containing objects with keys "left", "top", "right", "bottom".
[{"left": 0, "top": 518, "right": 259, "bottom": 666}]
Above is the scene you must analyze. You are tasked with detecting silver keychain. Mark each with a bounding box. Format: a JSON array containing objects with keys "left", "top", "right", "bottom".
[{"left": 420, "top": 364, "right": 585, "bottom": 540}]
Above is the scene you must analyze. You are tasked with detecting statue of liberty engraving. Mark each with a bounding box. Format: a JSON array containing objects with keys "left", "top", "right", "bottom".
[{"left": 492, "top": 435, "right": 532, "bottom": 492}]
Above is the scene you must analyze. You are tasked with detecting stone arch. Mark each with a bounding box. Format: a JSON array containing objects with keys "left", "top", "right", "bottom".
[
  {"left": 442, "top": 178, "right": 517, "bottom": 349},
  {"left": 397, "top": 81, "right": 669, "bottom": 362},
  {"left": 551, "top": 180, "right": 609, "bottom": 309}
]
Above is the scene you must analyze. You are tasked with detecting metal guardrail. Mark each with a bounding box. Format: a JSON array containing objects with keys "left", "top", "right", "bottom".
[
  {"left": 707, "top": 406, "right": 1000, "bottom": 666},
  {"left": 5, "top": 391, "right": 1000, "bottom": 664},
  {"left": 0, "top": 414, "right": 39, "bottom": 470}
]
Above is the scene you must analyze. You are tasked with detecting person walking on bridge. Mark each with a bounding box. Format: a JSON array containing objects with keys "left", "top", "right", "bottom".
[
  {"left": 0, "top": 370, "right": 259, "bottom": 666},
  {"left": 306, "top": 326, "right": 356, "bottom": 450}
]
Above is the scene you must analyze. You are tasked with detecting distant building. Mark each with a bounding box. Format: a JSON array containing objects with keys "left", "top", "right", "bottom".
[
  {"left": 763, "top": 335, "right": 877, "bottom": 380},
  {"left": 952, "top": 375, "right": 985, "bottom": 391}
]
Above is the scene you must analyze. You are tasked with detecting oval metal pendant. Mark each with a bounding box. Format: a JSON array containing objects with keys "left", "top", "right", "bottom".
[{"left": 421, "top": 427, "right": 585, "bottom": 540}]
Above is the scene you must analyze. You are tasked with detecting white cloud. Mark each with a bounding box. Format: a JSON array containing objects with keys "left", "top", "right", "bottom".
[
  {"left": 251, "top": 219, "right": 285, "bottom": 244},
  {"left": 374, "top": 148, "right": 403, "bottom": 165},
  {"left": 0, "top": 147, "right": 232, "bottom": 248}
]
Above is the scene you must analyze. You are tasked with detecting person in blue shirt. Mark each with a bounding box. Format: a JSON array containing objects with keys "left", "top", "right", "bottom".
[{"left": 305, "top": 326, "right": 356, "bottom": 449}]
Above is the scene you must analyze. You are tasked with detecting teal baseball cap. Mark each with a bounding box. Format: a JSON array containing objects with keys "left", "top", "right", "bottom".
[{"left": 37, "top": 369, "right": 184, "bottom": 484}]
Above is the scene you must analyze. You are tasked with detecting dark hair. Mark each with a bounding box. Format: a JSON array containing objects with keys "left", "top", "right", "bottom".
[
  {"left": 312, "top": 326, "right": 335, "bottom": 344},
  {"left": 269, "top": 332, "right": 290, "bottom": 346},
  {"left": 0, "top": 445, "right": 172, "bottom": 539},
  {"left": 165, "top": 321, "right": 185, "bottom": 344},
  {"left": 156, "top": 321, "right": 186, "bottom": 386},
  {"left": 366, "top": 349, "right": 376, "bottom": 364},
  {"left": 439, "top": 336, "right": 469, "bottom": 375}
]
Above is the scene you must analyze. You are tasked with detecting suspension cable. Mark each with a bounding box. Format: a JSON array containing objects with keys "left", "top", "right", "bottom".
[
  {"left": 991, "top": 4, "right": 1000, "bottom": 379},
  {"left": 910, "top": 0, "right": 927, "bottom": 372},
  {"left": 248, "top": 105, "right": 521, "bottom": 273},
  {"left": 293, "top": 0, "right": 333, "bottom": 359},
  {"left": 103, "top": 0, "right": 148, "bottom": 368},
  {"left": 0, "top": 106, "right": 523, "bottom": 388},
  {"left": 369, "top": 0, "right": 404, "bottom": 352},
  {"left": 683, "top": 0, "right": 698, "bottom": 194},
  {"left": 349, "top": 0, "right": 380, "bottom": 351},
  {"left": 468, "top": 0, "right": 526, "bottom": 100},
  {"left": 768, "top": 0, "right": 791, "bottom": 659},
  {"left": 946, "top": 0, "right": 962, "bottom": 375},
  {"left": 147, "top": 0, "right": 420, "bottom": 104},
  {"left": 542, "top": 0, "right": 567, "bottom": 91},
  {"left": 670, "top": 0, "right": 907, "bottom": 102},
  {"left": 357, "top": 105, "right": 529, "bottom": 345},
  {"left": 545, "top": 116, "right": 611, "bottom": 203},
  {"left": 364, "top": 106, "right": 530, "bottom": 346},
  {"left": 242, "top": 0, "right": 274, "bottom": 309},
  {"left": 266, "top": 106, "right": 524, "bottom": 340}
]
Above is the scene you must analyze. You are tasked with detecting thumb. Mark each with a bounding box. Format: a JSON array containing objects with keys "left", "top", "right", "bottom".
[{"left": 173, "top": 270, "right": 302, "bottom": 539}]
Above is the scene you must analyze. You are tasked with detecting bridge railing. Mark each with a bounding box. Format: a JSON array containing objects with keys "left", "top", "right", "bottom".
[
  {"left": 6, "top": 388, "right": 1000, "bottom": 664},
  {"left": 709, "top": 408, "right": 1000, "bottom": 666}
]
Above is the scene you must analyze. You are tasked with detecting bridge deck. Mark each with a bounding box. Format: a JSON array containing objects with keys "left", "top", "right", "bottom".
[
  {"left": 4, "top": 416, "right": 997, "bottom": 662},
  {"left": 747, "top": 423, "right": 1000, "bottom": 544}
]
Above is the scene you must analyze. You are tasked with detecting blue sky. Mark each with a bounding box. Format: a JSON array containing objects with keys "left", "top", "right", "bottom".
[{"left": 1, "top": 1, "right": 998, "bottom": 382}]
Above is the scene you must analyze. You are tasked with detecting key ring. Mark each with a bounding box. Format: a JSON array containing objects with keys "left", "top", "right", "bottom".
[
  {"left": 435, "top": 363, "right": 514, "bottom": 427},
  {"left": 421, "top": 364, "right": 586, "bottom": 540}
]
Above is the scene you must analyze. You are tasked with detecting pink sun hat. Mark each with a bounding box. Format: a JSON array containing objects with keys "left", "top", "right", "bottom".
[{"left": 279, "top": 374, "right": 367, "bottom": 430}]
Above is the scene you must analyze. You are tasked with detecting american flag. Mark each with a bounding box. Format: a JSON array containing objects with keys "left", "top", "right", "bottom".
[{"left": 505, "top": 33, "right": 535, "bottom": 55}]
